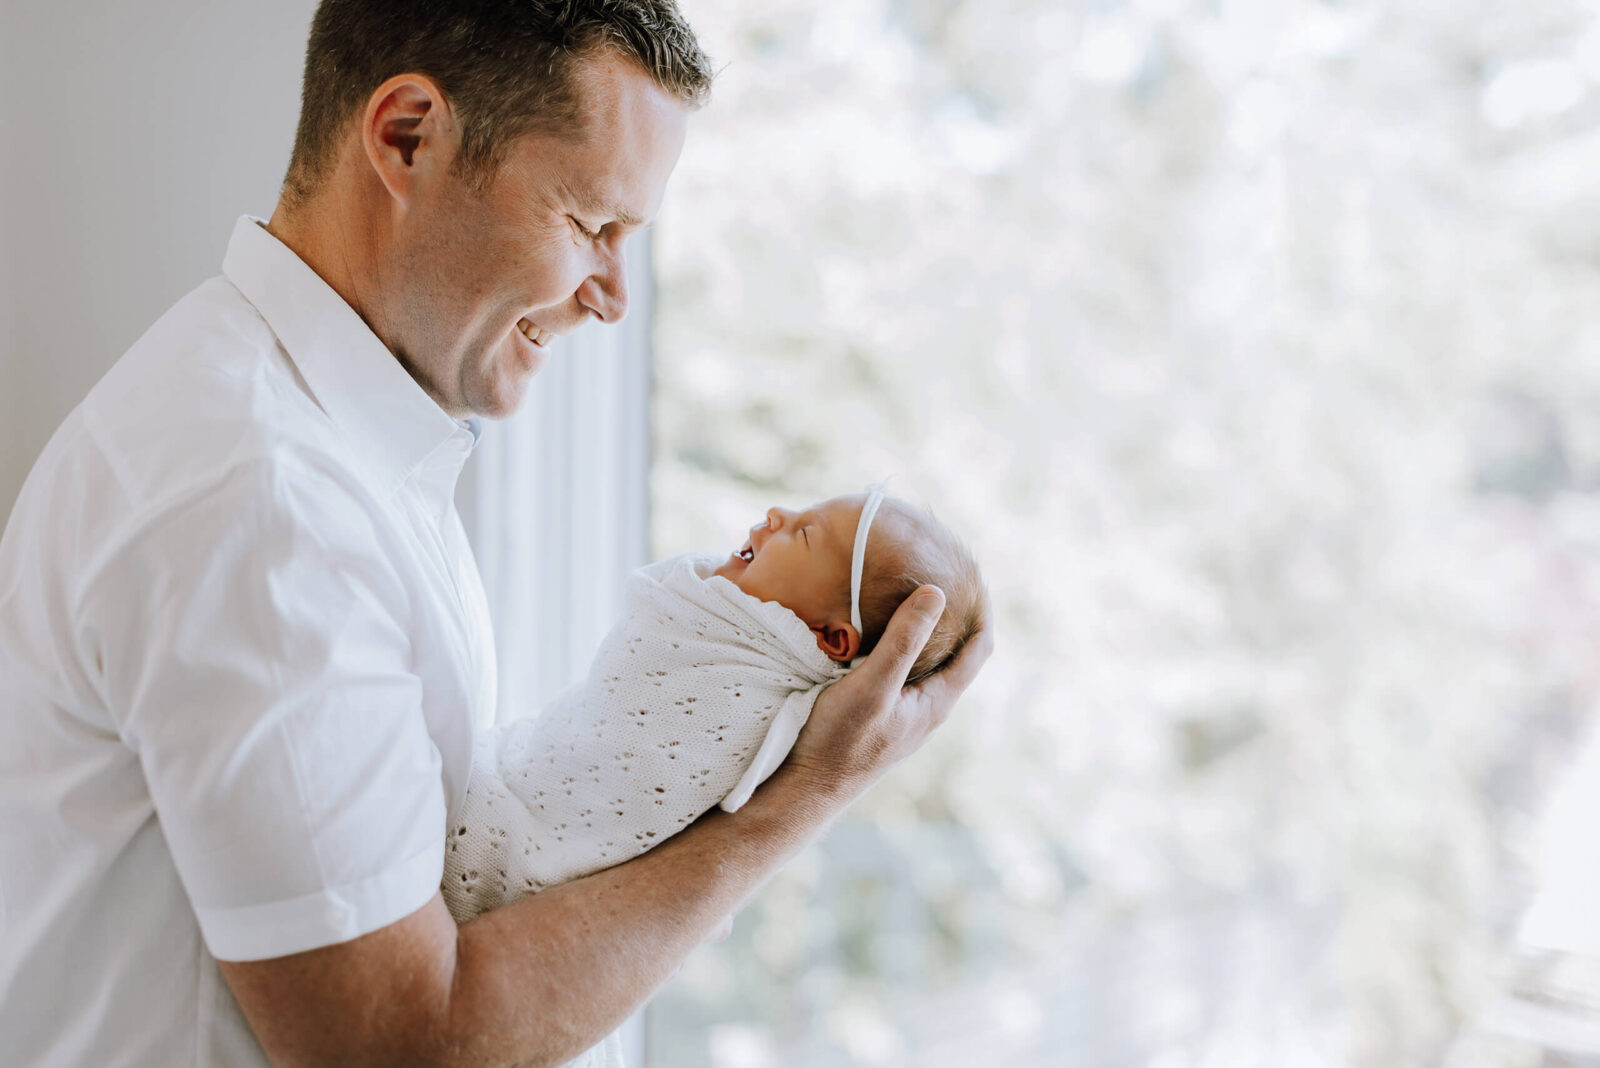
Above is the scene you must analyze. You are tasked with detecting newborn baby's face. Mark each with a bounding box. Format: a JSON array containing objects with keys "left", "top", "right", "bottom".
[{"left": 712, "top": 494, "right": 865, "bottom": 657}]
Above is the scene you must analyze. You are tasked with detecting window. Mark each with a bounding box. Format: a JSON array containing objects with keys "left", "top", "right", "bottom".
[{"left": 640, "top": 3, "right": 1600, "bottom": 1065}]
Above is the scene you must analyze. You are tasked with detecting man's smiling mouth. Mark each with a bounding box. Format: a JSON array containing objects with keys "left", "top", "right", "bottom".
[{"left": 516, "top": 318, "right": 552, "bottom": 347}]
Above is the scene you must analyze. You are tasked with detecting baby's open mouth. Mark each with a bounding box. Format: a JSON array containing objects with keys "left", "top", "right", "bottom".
[{"left": 737, "top": 544, "right": 754, "bottom": 562}]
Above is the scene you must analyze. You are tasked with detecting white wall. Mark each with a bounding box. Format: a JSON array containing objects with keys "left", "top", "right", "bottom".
[
  {"left": 0, "top": 0, "right": 316, "bottom": 519},
  {"left": 1, "top": 0, "right": 21, "bottom": 512}
]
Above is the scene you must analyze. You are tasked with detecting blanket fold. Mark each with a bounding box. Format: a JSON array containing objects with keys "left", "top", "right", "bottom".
[{"left": 443, "top": 552, "right": 847, "bottom": 922}]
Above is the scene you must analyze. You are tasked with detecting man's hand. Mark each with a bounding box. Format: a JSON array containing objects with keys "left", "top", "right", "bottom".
[{"left": 783, "top": 585, "right": 992, "bottom": 805}]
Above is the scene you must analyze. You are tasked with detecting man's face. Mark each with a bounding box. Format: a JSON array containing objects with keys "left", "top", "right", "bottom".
[{"left": 387, "top": 54, "right": 689, "bottom": 418}]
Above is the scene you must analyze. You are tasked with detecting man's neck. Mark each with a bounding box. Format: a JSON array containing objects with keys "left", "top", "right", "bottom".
[{"left": 264, "top": 179, "right": 391, "bottom": 348}]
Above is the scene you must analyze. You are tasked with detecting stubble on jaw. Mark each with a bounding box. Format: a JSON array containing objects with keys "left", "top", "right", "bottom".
[{"left": 389, "top": 345, "right": 456, "bottom": 417}]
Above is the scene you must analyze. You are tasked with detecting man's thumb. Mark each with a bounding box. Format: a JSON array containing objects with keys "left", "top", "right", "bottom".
[{"left": 870, "top": 585, "right": 945, "bottom": 687}]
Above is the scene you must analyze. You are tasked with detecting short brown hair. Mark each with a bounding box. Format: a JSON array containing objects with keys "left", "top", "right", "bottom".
[
  {"left": 855, "top": 499, "right": 988, "bottom": 684},
  {"left": 283, "top": 0, "right": 713, "bottom": 202}
]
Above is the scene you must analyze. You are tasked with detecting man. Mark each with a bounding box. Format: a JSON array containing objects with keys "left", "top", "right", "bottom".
[{"left": 0, "top": 2, "right": 989, "bottom": 1065}]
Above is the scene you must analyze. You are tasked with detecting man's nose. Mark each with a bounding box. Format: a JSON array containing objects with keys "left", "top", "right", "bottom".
[{"left": 577, "top": 242, "right": 629, "bottom": 324}]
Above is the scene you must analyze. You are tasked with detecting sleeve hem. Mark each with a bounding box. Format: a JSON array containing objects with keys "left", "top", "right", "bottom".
[{"left": 198, "top": 840, "right": 444, "bottom": 962}]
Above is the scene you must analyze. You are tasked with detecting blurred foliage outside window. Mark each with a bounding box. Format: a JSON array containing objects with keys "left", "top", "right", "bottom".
[{"left": 646, "top": 1, "right": 1600, "bottom": 1064}]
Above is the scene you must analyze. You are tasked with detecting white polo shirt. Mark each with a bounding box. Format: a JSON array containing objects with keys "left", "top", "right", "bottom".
[{"left": 0, "top": 216, "right": 499, "bottom": 1065}]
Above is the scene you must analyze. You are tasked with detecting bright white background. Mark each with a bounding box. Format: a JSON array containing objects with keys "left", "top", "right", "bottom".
[{"left": 644, "top": 2, "right": 1600, "bottom": 1065}]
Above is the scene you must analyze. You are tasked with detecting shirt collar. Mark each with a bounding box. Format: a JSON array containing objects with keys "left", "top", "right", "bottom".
[{"left": 221, "top": 215, "right": 477, "bottom": 511}]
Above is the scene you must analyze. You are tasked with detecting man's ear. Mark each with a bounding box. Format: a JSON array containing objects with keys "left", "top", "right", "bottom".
[
  {"left": 812, "top": 621, "right": 860, "bottom": 663},
  {"left": 360, "top": 74, "right": 457, "bottom": 208}
]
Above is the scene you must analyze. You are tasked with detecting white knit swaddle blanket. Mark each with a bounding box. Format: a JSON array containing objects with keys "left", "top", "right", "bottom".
[{"left": 443, "top": 552, "right": 849, "bottom": 923}]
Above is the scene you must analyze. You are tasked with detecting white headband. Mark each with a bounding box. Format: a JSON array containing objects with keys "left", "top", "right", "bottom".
[{"left": 849, "top": 482, "right": 888, "bottom": 641}]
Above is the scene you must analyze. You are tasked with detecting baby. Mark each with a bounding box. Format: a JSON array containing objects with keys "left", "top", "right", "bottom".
[{"left": 442, "top": 486, "right": 985, "bottom": 923}]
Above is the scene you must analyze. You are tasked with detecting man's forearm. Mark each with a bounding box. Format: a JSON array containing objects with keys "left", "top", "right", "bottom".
[{"left": 439, "top": 763, "right": 848, "bottom": 1067}]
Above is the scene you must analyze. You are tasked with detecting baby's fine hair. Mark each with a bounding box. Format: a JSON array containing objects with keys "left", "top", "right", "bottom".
[{"left": 855, "top": 498, "right": 987, "bottom": 684}]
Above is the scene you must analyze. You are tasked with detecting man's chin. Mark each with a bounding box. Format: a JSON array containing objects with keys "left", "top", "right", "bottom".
[{"left": 465, "top": 372, "right": 532, "bottom": 421}]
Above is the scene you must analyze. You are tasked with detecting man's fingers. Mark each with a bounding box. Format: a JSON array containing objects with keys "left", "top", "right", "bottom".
[
  {"left": 910, "top": 619, "right": 993, "bottom": 721},
  {"left": 863, "top": 585, "right": 946, "bottom": 691}
]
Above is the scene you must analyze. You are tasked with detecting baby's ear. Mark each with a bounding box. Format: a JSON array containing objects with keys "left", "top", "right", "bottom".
[{"left": 812, "top": 621, "right": 860, "bottom": 662}]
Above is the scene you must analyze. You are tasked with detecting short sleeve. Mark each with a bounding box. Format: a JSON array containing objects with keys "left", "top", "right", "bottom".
[{"left": 78, "top": 453, "right": 447, "bottom": 962}]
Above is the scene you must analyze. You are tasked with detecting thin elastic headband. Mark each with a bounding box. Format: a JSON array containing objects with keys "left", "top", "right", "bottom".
[{"left": 849, "top": 483, "right": 888, "bottom": 641}]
